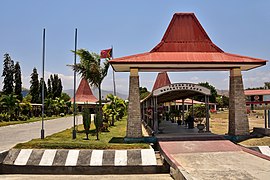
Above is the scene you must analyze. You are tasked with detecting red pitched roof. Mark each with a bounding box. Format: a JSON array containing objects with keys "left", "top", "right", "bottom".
[
  {"left": 152, "top": 71, "right": 171, "bottom": 91},
  {"left": 151, "top": 13, "right": 223, "bottom": 52},
  {"left": 244, "top": 89, "right": 270, "bottom": 96},
  {"left": 70, "top": 78, "right": 98, "bottom": 103},
  {"left": 109, "top": 13, "right": 267, "bottom": 72}
]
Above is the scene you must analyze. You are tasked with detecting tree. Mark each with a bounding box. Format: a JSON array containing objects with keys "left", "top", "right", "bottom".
[
  {"left": 82, "top": 108, "right": 91, "bottom": 140},
  {"left": 47, "top": 78, "right": 52, "bottom": 98},
  {"left": 2, "top": 53, "right": 14, "bottom": 94},
  {"left": 194, "top": 82, "right": 217, "bottom": 103},
  {"left": 50, "top": 74, "right": 62, "bottom": 99},
  {"left": 103, "top": 94, "right": 127, "bottom": 127},
  {"left": 61, "top": 92, "right": 71, "bottom": 102},
  {"left": 265, "top": 82, "right": 270, "bottom": 89},
  {"left": 39, "top": 78, "right": 47, "bottom": 102},
  {"left": 69, "top": 49, "right": 110, "bottom": 140},
  {"left": 14, "top": 62, "right": 22, "bottom": 101},
  {"left": 139, "top": 87, "right": 150, "bottom": 100},
  {"left": 29, "top": 68, "right": 39, "bottom": 103},
  {"left": 0, "top": 94, "right": 20, "bottom": 121}
]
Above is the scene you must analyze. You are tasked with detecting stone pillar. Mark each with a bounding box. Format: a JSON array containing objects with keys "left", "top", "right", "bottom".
[
  {"left": 229, "top": 68, "right": 249, "bottom": 136},
  {"left": 153, "top": 96, "right": 158, "bottom": 133},
  {"left": 205, "top": 96, "right": 210, "bottom": 132},
  {"left": 126, "top": 68, "right": 142, "bottom": 138}
]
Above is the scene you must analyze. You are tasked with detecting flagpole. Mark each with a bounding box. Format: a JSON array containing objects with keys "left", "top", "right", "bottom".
[
  {"left": 72, "top": 28, "right": 77, "bottom": 139},
  {"left": 111, "top": 46, "right": 116, "bottom": 96},
  {"left": 41, "top": 28, "right": 45, "bottom": 139}
]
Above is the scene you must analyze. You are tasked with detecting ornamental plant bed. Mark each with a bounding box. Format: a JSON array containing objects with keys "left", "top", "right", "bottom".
[{"left": 15, "top": 116, "right": 149, "bottom": 150}]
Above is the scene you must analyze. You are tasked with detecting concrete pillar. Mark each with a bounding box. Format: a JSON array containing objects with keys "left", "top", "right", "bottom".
[
  {"left": 182, "top": 99, "right": 185, "bottom": 124},
  {"left": 205, "top": 96, "right": 210, "bottom": 132},
  {"left": 153, "top": 96, "right": 158, "bottom": 133},
  {"left": 229, "top": 68, "right": 249, "bottom": 136},
  {"left": 126, "top": 68, "right": 142, "bottom": 138}
]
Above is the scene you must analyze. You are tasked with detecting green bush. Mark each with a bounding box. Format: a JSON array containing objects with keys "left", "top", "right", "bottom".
[
  {"left": 0, "top": 113, "right": 11, "bottom": 122},
  {"left": 18, "top": 115, "right": 29, "bottom": 121}
]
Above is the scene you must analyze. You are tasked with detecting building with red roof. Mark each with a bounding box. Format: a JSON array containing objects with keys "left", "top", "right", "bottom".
[
  {"left": 70, "top": 78, "right": 98, "bottom": 112},
  {"left": 245, "top": 89, "right": 270, "bottom": 110}
]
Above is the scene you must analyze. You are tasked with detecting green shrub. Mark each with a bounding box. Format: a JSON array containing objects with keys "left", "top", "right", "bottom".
[
  {"left": 18, "top": 115, "right": 29, "bottom": 121},
  {"left": 0, "top": 113, "right": 11, "bottom": 122}
]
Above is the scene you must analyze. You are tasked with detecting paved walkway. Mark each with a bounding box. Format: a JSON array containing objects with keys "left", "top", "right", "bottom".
[
  {"left": 160, "top": 140, "right": 270, "bottom": 179},
  {"left": 0, "top": 116, "right": 82, "bottom": 152},
  {"left": 156, "top": 120, "right": 270, "bottom": 179}
]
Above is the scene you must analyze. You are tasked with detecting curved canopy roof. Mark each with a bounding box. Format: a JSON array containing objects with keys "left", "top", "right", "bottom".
[
  {"left": 142, "top": 72, "right": 211, "bottom": 104},
  {"left": 110, "top": 13, "right": 267, "bottom": 72}
]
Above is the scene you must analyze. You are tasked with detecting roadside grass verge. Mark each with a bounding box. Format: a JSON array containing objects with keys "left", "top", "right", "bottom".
[
  {"left": 0, "top": 114, "right": 73, "bottom": 127},
  {"left": 15, "top": 116, "right": 149, "bottom": 149}
]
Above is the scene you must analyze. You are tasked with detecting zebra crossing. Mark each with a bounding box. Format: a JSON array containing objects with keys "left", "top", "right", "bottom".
[{"left": 3, "top": 148, "right": 157, "bottom": 167}]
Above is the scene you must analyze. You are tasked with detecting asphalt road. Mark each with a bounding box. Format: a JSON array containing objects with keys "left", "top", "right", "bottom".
[{"left": 0, "top": 116, "right": 82, "bottom": 152}]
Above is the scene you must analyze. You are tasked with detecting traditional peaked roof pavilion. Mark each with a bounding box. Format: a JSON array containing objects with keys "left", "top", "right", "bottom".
[
  {"left": 109, "top": 12, "right": 268, "bottom": 138},
  {"left": 71, "top": 78, "right": 98, "bottom": 104},
  {"left": 152, "top": 71, "right": 171, "bottom": 91},
  {"left": 110, "top": 13, "right": 267, "bottom": 72}
]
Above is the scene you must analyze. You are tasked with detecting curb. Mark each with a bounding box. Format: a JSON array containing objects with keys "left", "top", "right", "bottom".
[{"left": 1, "top": 148, "right": 168, "bottom": 175}]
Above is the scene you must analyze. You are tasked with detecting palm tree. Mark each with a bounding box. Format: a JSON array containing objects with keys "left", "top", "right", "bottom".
[
  {"left": 0, "top": 94, "right": 20, "bottom": 121},
  {"left": 103, "top": 94, "right": 127, "bottom": 126},
  {"left": 69, "top": 49, "right": 110, "bottom": 140}
]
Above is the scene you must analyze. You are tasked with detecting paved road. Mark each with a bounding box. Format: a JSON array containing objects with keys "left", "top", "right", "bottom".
[
  {"left": 0, "top": 116, "right": 82, "bottom": 152},
  {"left": 0, "top": 174, "right": 172, "bottom": 180}
]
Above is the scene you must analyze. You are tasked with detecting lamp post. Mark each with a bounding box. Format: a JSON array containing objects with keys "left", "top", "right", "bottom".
[
  {"left": 72, "top": 28, "right": 77, "bottom": 139},
  {"left": 41, "top": 28, "right": 45, "bottom": 139}
]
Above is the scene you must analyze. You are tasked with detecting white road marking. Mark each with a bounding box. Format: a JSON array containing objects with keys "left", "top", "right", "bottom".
[
  {"left": 39, "top": 149, "right": 57, "bottom": 166},
  {"left": 14, "top": 149, "right": 32, "bottom": 165},
  {"left": 90, "top": 150, "right": 103, "bottom": 166},
  {"left": 141, "top": 149, "right": 157, "bottom": 165},
  {"left": 65, "top": 150, "right": 80, "bottom": 166},
  {"left": 114, "top": 150, "right": 127, "bottom": 166}
]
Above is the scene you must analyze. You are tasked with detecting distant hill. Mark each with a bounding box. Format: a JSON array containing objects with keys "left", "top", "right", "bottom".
[
  {"left": 216, "top": 89, "right": 229, "bottom": 97},
  {"left": 63, "top": 89, "right": 128, "bottom": 100}
]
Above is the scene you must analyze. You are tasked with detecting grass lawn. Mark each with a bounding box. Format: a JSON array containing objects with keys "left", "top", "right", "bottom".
[
  {"left": 239, "top": 137, "right": 270, "bottom": 146},
  {"left": 14, "top": 116, "right": 149, "bottom": 150},
  {"left": 0, "top": 114, "right": 72, "bottom": 127},
  {"left": 210, "top": 110, "right": 270, "bottom": 146}
]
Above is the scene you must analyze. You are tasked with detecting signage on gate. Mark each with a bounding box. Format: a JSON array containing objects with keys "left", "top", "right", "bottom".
[{"left": 153, "top": 83, "right": 211, "bottom": 96}]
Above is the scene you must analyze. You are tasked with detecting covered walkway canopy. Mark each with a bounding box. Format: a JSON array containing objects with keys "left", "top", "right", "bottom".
[
  {"left": 109, "top": 13, "right": 267, "bottom": 138},
  {"left": 141, "top": 71, "right": 211, "bottom": 133}
]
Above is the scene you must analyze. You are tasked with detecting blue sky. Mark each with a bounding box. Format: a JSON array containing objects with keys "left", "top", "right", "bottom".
[{"left": 1, "top": 0, "right": 269, "bottom": 94}]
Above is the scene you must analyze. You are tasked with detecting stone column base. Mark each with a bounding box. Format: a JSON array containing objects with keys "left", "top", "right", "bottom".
[
  {"left": 126, "top": 73, "right": 142, "bottom": 138},
  {"left": 229, "top": 69, "right": 249, "bottom": 136}
]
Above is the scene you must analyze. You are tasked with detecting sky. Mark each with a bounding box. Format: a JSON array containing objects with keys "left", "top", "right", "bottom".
[{"left": 0, "top": 0, "right": 269, "bottom": 95}]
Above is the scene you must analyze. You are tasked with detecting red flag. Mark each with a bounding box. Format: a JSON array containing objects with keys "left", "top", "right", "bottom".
[{"left": 100, "top": 48, "right": 112, "bottom": 58}]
